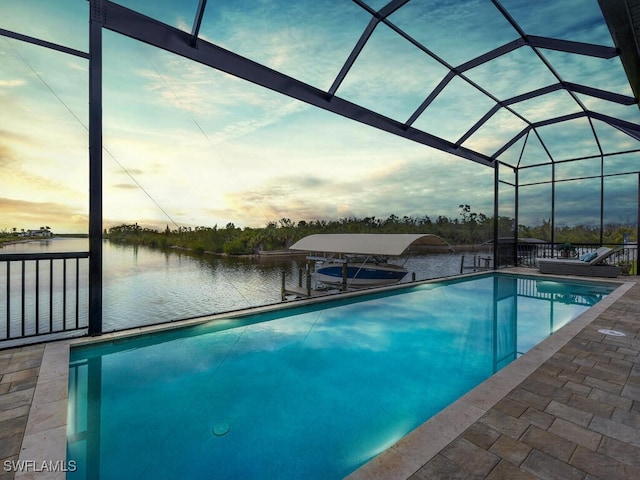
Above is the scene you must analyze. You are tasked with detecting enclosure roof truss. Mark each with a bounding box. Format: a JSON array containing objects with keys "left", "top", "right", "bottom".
[
  {"left": 75, "top": 0, "right": 640, "bottom": 170},
  {"left": 2, "top": 0, "right": 638, "bottom": 172}
]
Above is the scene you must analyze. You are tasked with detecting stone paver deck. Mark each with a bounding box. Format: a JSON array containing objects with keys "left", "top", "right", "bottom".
[
  {"left": 410, "top": 281, "right": 640, "bottom": 480},
  {"left": 1, "top": 274, "right": 639, "bottom": 479},
  {"left": 0, "top": 345, "right": 44, "bottom": 480}
]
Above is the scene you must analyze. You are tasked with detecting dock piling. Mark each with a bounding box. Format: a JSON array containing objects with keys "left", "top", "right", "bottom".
[
  {"left": 341, "top": 263, "right": 348, "bottom": 291},
  {"left": 281, "top": 271, "right": 286, "bottom": 301}
]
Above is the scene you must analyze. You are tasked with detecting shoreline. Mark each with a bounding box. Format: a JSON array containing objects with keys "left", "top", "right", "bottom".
[
  {"left": 0, "top": 234, "right": 88, "bottom": 247},
  {"left": 167, "top": 245, "right": 308, "bottom": 258},
  {"left": 1, "top": 236, "right": 489, "bottom": 258},
  {"left": 0, "top": 238, "right": 51, "bottom": 247}
]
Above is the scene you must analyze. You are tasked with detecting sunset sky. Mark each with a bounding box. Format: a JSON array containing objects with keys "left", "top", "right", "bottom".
[{"left": 2, "top": 0, "right": 640, "bottom": 234}]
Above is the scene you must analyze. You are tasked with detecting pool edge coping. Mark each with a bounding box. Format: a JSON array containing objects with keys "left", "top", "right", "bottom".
[{"left": 16, "top": 274, "right": 633, "bottom": 480}]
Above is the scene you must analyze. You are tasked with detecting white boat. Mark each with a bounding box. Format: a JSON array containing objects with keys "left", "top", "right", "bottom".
[{"left": 314, "top": 255, "right": 408, "bottom": 287}]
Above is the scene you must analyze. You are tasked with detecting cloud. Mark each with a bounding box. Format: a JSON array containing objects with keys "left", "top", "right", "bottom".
[
  {"left": 0, "top": 126, "right": 87, "bottom": 198},
  {"left": 205, "top": 0, "right": 366, "bottom": 90},
  {"left": 387, "top": 0, "right": 517, "bottom": 66},
  {"left": 123, "top": 55, "right": 310, "bottom": 148},
  {"left": 111, "top": 183, "right": 141, "bottom": 190},
  {"left": 510, "top": 90, "right": 581, "bottom": 124},
  {"left": 0, "top": 132, "right": 21, "bottom": 168},
  {"left": 465, "top": 47, "right": 559, "bottom": 102},
  {"left": 542, "top": 50, "right": 633, "bottom": 97},
  {"left": 414, "top": 77, "right": 497, "bottom": 142},
  {"left": 0, "top": 79, "right": 25, "bottom": 88},
  {"left": 219, "top": 151, "right": 495, "bottom": 227},
  {"left": 537, "top": 118, "right": 600, "bottom": 161},
  {"left": 503, "top": 0, "right": 611, "bottom": 45},
  {"left": 336, "top": 25, "right": 451, "bottom": 121},
  {"left": 0, "top": 197, "right": 87, "bottom": 233},
  {"left": 464, "top": 108, "right": 529, "bottom": 156}
]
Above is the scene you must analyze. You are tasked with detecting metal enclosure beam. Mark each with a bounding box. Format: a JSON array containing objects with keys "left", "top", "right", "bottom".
[
  {"left": 328, "top": 16, "right": 378, "bottom": 96},
  {"left": 88, "top": 0, "right": 104, "bottom": 335},
  {"left": 599, "top": 0, "right": 640, "bottom": 102},
  {"left": 493, "top": 162, "right": 499, "bottom": 269},
  {"left": 98, "top": 1, "right": 494, "bottom": 166},
  {"left": 190, "top": 0, "right": 208, "bottom": 47},
  {"left": 330, "top": 0, "right": 409, "bottom": 96},
  {"left": 0, "top": 27, "right": 89, "bottom": 59},
  {"left": 526, "top": 35, "right": 618, "bottom": 58},
  {"left": 406, "top": 71, "right": 456, "bottom": 126}
]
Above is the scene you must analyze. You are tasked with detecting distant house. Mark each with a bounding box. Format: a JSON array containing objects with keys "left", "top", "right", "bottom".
[{"left": 19, "top": 228, "right": 53, "bottom": 238}]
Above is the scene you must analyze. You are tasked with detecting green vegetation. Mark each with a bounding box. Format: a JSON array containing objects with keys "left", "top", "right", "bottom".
[
  {"left": 104, "top": 206, "right": 521, "bottom": 255},
  {"left": 520, "top": 219, "right": 636, "bottom": 245},
  {"left": 3, "top": 205, "right": 636, "bottom": 254},
  {"left": 107, "top": 207, "right": 637, "bottom": 256},
  {"left": 0, "top": 234, "right": 15, "bottom": 247}
]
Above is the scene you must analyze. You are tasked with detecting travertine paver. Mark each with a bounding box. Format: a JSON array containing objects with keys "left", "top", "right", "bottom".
[
  {"left": 0, "top": 345, "right": 44, "bottom": 480},
  {"left": 406, "top": 280, "right": 640, "bottom": 480}
]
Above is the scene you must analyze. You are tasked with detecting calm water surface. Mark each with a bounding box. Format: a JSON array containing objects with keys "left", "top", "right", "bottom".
[{"left": 1, "top": 237, "right": 483, "bottom": 332}]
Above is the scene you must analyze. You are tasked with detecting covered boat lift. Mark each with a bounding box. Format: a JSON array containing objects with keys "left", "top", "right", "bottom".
[
  {"left": 283, "top": 233, "right": 452, "bottom": 298},
  {"left": 289, "top": 233, "right": 453, "bottom": 256}
]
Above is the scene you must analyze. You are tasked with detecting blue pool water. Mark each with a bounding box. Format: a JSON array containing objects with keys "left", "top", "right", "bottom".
[{"left": 67, "top": 273, "right": 615, "bottom": 479}]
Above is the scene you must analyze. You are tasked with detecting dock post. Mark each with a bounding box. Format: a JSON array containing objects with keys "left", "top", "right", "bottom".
[
  {"left": 460, "top": 255, "right": 465, "bottom": 274},
  {"left": 342, "top": 262, "right": 348, "bottom": 291},
  {"left": 281, "top": 271, "right": 285, "bottom": 301},
  {"left": 280, "top": 270, "right": 285, "bottom": 302}
]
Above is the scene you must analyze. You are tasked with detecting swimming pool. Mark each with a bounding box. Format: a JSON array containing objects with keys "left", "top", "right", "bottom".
[{"left": 67, "top": 273, "right": 616, "bottom": 479}]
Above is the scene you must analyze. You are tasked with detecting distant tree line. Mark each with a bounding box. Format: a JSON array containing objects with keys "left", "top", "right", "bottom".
[
  {"left": 104, "top": 205, "right": 637, "bottom": 256},
  {"left": 104, "top": 206, "right": 513, "bottom": 255},
  {"left": 520, "top": 219, "right": 636, "bottom": 245}
]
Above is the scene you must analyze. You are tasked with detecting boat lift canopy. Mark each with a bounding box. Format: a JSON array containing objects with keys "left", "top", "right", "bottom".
[{"left": 289, "top": 234, "right": 452, "bottom": 257}]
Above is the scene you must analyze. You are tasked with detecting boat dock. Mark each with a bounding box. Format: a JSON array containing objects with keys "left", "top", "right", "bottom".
[
  {"left": 280, "top": 269, "right": 344, "bottom": 300},
  {"left": 460, "top": 254, "right": 493, "bottom": 273},
  {"left": 281, "top": 233, "right": 448, "bottom": 299}
]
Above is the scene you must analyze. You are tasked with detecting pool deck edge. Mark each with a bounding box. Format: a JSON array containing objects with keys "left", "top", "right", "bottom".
[{"left": 15, "top": 341, "right": 70, "bottom": 480}]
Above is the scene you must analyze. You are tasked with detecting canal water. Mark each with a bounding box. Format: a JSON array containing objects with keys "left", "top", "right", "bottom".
[{"left": 1, "top": 237, "right": 486, "bottom": 332}]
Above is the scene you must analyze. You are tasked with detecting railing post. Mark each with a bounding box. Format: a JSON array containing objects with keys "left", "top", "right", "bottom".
[
  {"left": 1, "top": 253, "right": 89, "bottom": 343},
  {"left": 35, "top": 260, "right": 39, "bottom": 334},
  {"left": 49, "top": 258, "right": 53, "bottom": 332},
  {"left": 6, "top": 262, "right": 10, "bottom": 338},
  {"left": 21, "top": 260, "right": 25, "bottom": 336}
]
